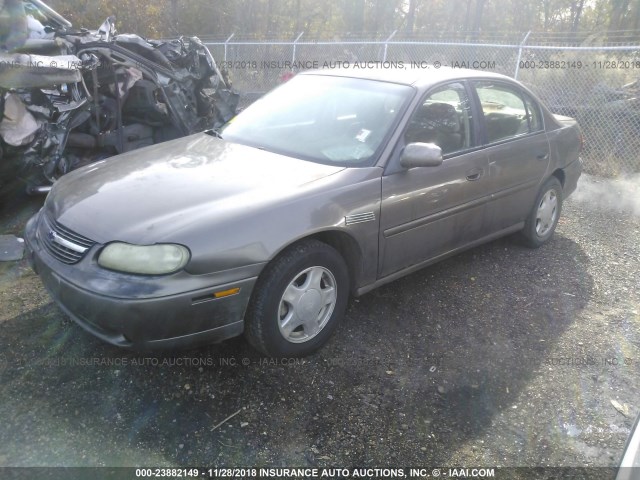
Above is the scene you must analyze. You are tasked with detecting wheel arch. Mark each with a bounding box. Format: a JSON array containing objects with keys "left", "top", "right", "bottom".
[
  {"left": 551, "top": 168, "right": 565, "bottom": 188},
  {"left": 309, "top": 230, "right": 363, "bottom": 295},
  {"left": 263, "top": 230, "right": 364, "bottom": 296}
]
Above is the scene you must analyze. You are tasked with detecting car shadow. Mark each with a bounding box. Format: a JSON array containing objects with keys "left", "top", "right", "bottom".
[{"left": 0, "top": 233, "right": 593, "bottom": 467}]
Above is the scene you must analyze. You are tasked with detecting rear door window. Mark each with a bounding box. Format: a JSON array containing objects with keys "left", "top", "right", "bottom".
[{"left": 474, "top": 82, "right": 532, "bottom": 144}]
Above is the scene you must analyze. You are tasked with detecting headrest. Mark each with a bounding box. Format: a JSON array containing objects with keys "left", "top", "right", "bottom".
[{"left": 422, "top": 102, "right": 460, "bottom": 133}]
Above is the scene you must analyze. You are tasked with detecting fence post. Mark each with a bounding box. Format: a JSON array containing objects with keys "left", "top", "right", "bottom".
[
  {"left": 514, "top": 31, "right": 531, "bottom": 79},
  {"left": 224, "top": 33, "right": 235, "bottom": 62},
  {"left": 292, "top": 32, "right": 304, "bottom": 63},
  {"left": 383, "top": 30, "right": 397, "bottom": 62}
]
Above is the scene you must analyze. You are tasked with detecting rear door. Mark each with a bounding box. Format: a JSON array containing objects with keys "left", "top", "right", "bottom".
[{"left": 472, "top": 81, "right": 551, "bottom": 232}]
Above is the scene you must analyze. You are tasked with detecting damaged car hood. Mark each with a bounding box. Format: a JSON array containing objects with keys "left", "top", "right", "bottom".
[{"left": 45, "top": 134, "right": 345, "bottom": 244}]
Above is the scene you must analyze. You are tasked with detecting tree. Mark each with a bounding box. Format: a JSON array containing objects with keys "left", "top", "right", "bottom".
[
  {"left": 571, "top": 0, "right": 586, "bottom": 35},
  {"left": 43, "top": 0, "right": 640, "bottom": 42}
]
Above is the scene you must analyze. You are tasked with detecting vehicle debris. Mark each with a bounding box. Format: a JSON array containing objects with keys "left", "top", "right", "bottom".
[{"left": 0, "top": 0, "right": 238, "bottom": 194}]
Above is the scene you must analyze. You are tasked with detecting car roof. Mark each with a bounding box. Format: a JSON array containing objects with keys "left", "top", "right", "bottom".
[{"left": 300, "top": 66, "right": 516, "bottom": 89}]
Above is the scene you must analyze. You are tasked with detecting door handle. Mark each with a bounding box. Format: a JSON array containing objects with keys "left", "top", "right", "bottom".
[
  {"left": 466, "top": 168, "right": 483, "bottom": 181},
  {"left": 537, "top": 152, "right": 550, "bottom": 160}
]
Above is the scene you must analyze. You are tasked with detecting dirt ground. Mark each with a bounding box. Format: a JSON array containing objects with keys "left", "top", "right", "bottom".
[{"left": 0, "top": 174, "right": 638, "bottom": 474}]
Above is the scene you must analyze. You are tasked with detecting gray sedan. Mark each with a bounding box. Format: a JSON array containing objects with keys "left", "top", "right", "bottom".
[{"left": 24, "top": 67, "right": 583, "bottom": 356}]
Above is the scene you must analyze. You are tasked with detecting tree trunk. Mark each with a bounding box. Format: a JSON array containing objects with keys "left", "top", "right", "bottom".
[
  {"left": 405, "top": 0, "right": 416, "bottom": 34},
  {"left": 570, "top": 0, "right": 585, "bottom": 35},
  {"left": 471, "top": 0, "right": 484, "bottom": 40},
  {"left": 266, "top": 0, "right": 275, "bottom": 35},
  {"left": 170, "top": 0, "right": 178, "bottom": 36},
  {"left": 295, "top": 0, "right": 301, "bottom": 33},
  {"left": 543, "top": 0, "right": 550, "bottom": 31},
  {"left": 609, "top": 0, "right": 631, "bottom": 32}
]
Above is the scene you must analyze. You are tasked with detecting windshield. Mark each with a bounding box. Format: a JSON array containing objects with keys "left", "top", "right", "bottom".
[{"left": 220, "top": 74, "right": 414, "bottom": 166}]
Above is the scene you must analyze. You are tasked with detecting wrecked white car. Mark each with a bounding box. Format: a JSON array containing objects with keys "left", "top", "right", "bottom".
[{"left": 0, "top": 0, "right": 238, "bottom": 194}]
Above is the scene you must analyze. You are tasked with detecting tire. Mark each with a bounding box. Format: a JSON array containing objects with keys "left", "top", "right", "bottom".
[
  {"left": 520, "top": 177, "right": 563, "bottom": 248},
  {"left": 244, "top": 239, "right": 349, "bottom": 357}
]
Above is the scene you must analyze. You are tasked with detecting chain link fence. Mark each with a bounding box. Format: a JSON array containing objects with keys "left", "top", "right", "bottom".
[{"left": 205, "top": 33, "right": 640, "bottom": 177}]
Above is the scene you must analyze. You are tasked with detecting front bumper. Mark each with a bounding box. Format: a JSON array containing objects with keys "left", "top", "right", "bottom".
[{"left": 24, "top": 213, "right": 257, "bottom": 349}]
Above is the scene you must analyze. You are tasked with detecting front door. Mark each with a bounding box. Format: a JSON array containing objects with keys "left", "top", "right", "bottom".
[{"left": 379, "top": 81, "right": 491, "bottom": 278}]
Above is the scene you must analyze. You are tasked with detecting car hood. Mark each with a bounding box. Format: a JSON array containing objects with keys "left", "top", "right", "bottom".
[{"left": 46, "top": 133, "right": 345, "bottom": 244}]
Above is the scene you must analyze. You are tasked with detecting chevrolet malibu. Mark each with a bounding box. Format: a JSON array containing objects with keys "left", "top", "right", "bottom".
[{"left": 25, "top": 67, "right": 582, "bottom": 356}]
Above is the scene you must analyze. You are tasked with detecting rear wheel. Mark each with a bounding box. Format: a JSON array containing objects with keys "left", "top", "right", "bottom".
[
  {"left": 244, "top": 240, "right": 349, "bottom": 357},
  {"left": 520, "top": 177, "right": 563, "bottom": 248}
]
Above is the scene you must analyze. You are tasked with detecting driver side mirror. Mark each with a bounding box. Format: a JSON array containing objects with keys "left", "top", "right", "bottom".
[{"left": 400, "top": 142, "right": 443, "bottom": 169}]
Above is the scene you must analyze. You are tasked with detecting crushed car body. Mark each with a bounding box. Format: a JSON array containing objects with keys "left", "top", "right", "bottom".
[{"left": 0, "top": 0, "right": 238, "bottom": 194}]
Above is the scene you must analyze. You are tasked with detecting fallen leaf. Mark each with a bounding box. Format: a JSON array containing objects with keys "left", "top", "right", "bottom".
[{"left": 611, "top": 399, "right": 631, "bottom": 417}]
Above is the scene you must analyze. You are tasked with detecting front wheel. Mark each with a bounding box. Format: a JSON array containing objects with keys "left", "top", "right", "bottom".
[
  {"left": 520, "top": 177, "right": 563, "bottom": 248},
  {"left": 244, "top": 240, "right": 349, "bottom": 357}
]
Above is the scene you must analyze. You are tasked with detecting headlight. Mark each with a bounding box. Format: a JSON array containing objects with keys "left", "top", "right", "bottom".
[{"left": 98, "top": 242, "right": 190, "bottom": 275}]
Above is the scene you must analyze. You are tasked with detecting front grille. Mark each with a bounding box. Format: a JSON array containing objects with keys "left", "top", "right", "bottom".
[{"left": 41, "top": 214, "right": 95, "bottom": 264}]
